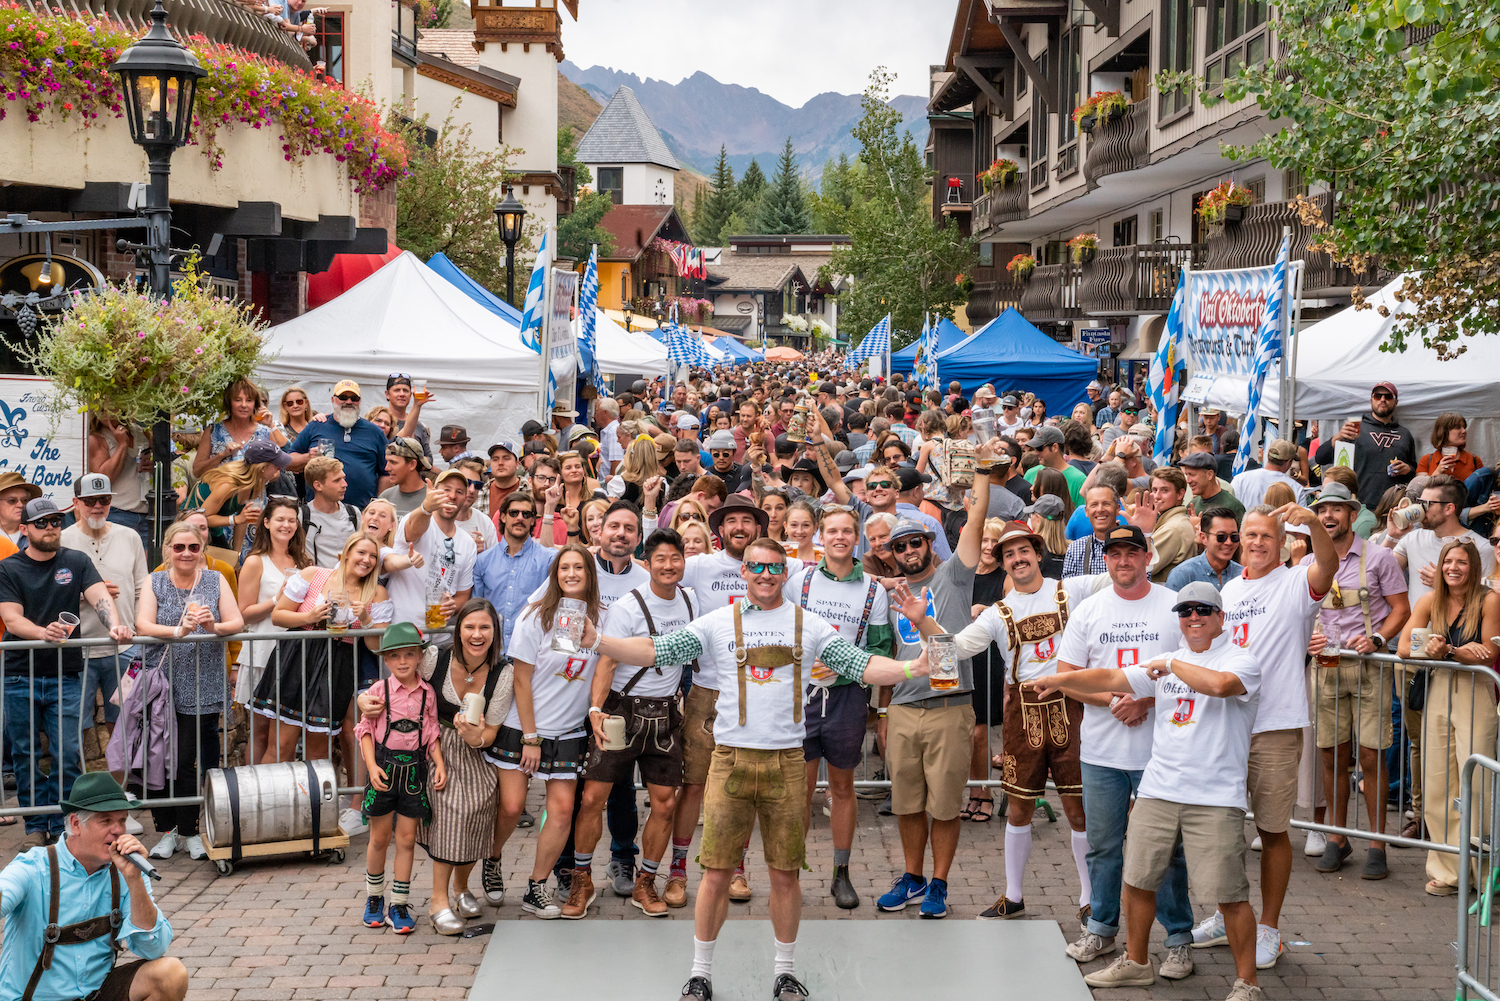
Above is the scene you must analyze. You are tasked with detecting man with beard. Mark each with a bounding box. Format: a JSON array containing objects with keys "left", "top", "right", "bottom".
[
  {"left": 0, "top": 498, "right": 133, "bottom": 847},
  {"left": 1312, "top": 382, "right": 1417, "bottom": 509},
  {"left": 285, "top": 380, "right": 390, "bottom": 508}
]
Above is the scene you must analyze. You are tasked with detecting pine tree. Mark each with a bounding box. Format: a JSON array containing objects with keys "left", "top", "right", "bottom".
[
  {"left": 754, "top": 138, "right": 812, "bottom": 235},
  {"left": 737, "top": 157, "right": 769, "bottom": 228},
  {"left": 695, "top": 145, "right": 739, "bottom": 245}
]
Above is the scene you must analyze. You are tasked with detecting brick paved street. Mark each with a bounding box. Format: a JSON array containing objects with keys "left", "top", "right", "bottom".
[{"left": 0, "top": 783, "right": 1456, "bottom": 1001}]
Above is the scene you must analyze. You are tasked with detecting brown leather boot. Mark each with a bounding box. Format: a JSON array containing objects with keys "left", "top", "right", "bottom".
[
  {"left": 662, "top": 874, "right": 689, "bottom": 908},
  {"left": 632, "top": 872, "right": 668, "bottom": 917},
  {"left": 559, "top": 868, "right": 596, "bottom": 920}
]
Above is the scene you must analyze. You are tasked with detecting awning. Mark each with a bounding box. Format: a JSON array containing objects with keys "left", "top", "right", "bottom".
[
  {"left": 306, "top": 244, "right": 403, "bottom": 310},
  {"left": 707, "top": 315, "right": 752, "bottom": 333}
]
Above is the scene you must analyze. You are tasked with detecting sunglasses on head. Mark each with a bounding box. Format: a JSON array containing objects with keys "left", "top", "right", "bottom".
[
  {"left": 1211, "top": 531, "right": 1241, "bottom": 544},
  {"left": 388, "top": 372, "right": 411, "bottom": 380},
  {"left": 891, "top": 538, "right": 927, "bottom": 554},
  {"left": 744, "top": 561, "right": 786, "bottom": 575},
  {"left": 1177, "top": 604, "right": 1218, "bottom": 619},
  {"left": 171, "top": 541, "right": 202, "bottom": 554}
]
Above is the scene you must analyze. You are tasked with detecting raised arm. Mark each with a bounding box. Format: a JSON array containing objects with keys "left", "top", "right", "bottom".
[
  {"left": 1277, "top": 502, "right": 1337, "bottom": 595},
  {"left": 1029, "top": 665, "right": 1132, "bottom": 699},
  {"left": 953, "top": 440, "right": 998, "bottom": 569}
]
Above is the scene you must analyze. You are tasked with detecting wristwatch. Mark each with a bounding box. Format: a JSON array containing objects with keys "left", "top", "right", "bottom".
[{"left": 1371, "top": 632, "right": 1387, "bottom": 649}]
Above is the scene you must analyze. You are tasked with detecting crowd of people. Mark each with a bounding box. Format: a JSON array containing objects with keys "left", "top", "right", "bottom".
[{"left": 0, "top": 358, "right": 1494, "bottom": 1001}]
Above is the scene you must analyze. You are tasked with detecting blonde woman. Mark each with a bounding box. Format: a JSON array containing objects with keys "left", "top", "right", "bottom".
[
  {"left": 359, "top": 498, "right": 423, "bottom": 580},
  {"left": 679, "top": 520, "right": 714, "bottom": 556},
  {"left": 187, "top": 440, "right": 290, "bottom": 559},
  {"left": 279, "top": 385, "right": 321, "bottom": 435},
  {"left": 606, "top": 434, "right": 662, "bottom": 506},
  {"left": 668, "top": 497, "right": 710, "bottom": 536},
  {"left": 235, "top": 497, "right": 310, "bottom": 765}
]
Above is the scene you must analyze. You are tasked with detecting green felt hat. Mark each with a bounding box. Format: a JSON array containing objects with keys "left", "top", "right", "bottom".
[
  {"left": 380, "top": 621, "right": 428, "bottom": 654},
  {"left": 61, "top": 772, "right": 135, "bottom": 814}
]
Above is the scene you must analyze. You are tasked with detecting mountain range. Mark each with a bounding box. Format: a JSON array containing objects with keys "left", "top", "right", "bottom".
[{"left": 559, "top": 61, "right": 929, "bottom": 184}]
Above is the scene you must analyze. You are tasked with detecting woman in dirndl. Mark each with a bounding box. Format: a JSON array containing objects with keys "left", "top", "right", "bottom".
[{"left": 251, "top": 531, "right": 392, "bottom": 764}]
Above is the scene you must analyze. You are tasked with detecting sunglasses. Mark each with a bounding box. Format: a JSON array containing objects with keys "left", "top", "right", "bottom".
[
  {"left": 285, "top": 398, "right": 307, "bottom": 406},
  {"left": 865, "top": 480, "right": 896, "bottom": 491},
  {"left": 1211, "top": 532, "right": 1241, "bottom": 544},
  {"left": 744, "top": 561, "right": 787, "bottom": 575},
  {"left": 506, "top": 509, "right": 537, "bottom": 520},
  {"left": 891, "top": 538, "right": 927, "bottom": 554},
  {"left": 29, "top": 516, "right": 64, "bottom": 529},
  {"left": 677, "top": 511, "right": 705, "bottom": 522},
  {"left": 465, "top": 479, "right": 484, "bottom": 490},
  {"left": 388, "top": 372, "right": 411, "bottom": 380},
  {"left": 710, "top": 450, "right": 735, "bottom": 457},
  {"left": 335, "top": 393, "right": 360, "bottom": 402},
  {"left": 1177, "top": 605, "right": 1218, "bottom": 618},
  {"left": 1003, "top": 405, "right": 1018, "bottom": 411},
  {"left": 78, "top": 496, "right": 110, "bottom": 507},
  {"left": 171, "top": 541, "right": 202, "bottom": 553},
  {"left": 1371, "top": 392, "right": 1395, "bottom": 400}
]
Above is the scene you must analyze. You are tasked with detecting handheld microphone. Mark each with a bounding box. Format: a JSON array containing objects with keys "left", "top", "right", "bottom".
[{"left": 124, "top": 851, "right": 162, "bottom": 880}]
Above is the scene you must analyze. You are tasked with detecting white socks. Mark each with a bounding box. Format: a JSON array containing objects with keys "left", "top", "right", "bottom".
[
  {"left": 1072, "top": 829, "right": 1092, "bottom": 908},
  {"left": 1004, "top": 823, "right": 1032, "bottom": 903},
  {"left": 692, "top": 938, "right": 716, "bottom": 979},
  {"left": 774, "top": 938, "right": 797, "bottom": 977}
]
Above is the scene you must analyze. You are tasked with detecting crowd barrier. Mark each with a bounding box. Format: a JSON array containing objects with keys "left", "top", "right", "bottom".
[{"left": 1457, "top": 754, "right": 1500, "bottom": 1001}]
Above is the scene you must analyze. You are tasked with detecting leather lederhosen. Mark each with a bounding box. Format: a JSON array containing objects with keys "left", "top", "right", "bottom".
[
  {"left": 997, "top": 582, "right": 1073, "bottom": 751},
  {"left": 732, "top": 603, "right": 803, "bottom": 726},
  {"left": 23, "top": 845, "right": 122, "bottom": 1001}
]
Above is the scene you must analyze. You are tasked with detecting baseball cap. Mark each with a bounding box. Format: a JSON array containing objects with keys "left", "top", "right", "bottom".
[
  {"left": 434, "top": 468, "right": 469, "bottom": 490},
  {"left": 520, "top": 419, "right": 548, "bottom": 438},
  {"left": 243, "top": 438, "right": 293, "bottom": 471},
  {"left": 834, "top": 450, "right": 858, "bottom": 473},
  {"left": 1372, "top": 381, "right": 1398, "bottom": 399},
  {"left": 773, "top": 434, "right": 798, "bottom": 456},
  {"left": 1120, "top": 402, "right": 1140, "bottom": 414},
  {"left": 23, "top": 497, "right": 62, "bottom": 524},
  {"left": 1266, "top": 439, "right": 1297, "bottom": 463},
  {"left": 674, "top": 412, "right": 701, "bottom": 430},
  {"left": 843, "top": 463, "right": 873, "bottom": 485},
  {"left": 1178, "top": 451, "right": 1218, "bottom": 470},
  {"left": 74, "top": 473, "right": 114, "bottom": 498},
  {"left": 1023, "top": 494, "right": 1066, "bottom": 520},
  {"left": 1171, "top": 581, "right": 1224, "bottom": 613},
  {"left": 1102, "top": 524, "right": 1150, "bottom": 553},
  {"left": 385, "top": 374, "right": 412, "bottom": 390},
  {"left": 1029, "top": 425, "right": 1065, "bottom": 450},
  {"left": 332, "top": 379, "right": 360, "bottom": 399},
  {"left": 488, "top": 438, "right": 519, "bottom": 458},
  {"left": 522, "top": 441, "right": 551, "bottom": 456},
  {"left": 1000, "top": 395, "right": 1019, "bottom": 408},
  {"left": 1201, "top": 406, "right": 1222, "bottom": 416},
  {"left": 895, "top": 465, "right": 932, "bottom": 491},
  {"left": 888, "top": 518, "right": 936, "bottom": 544},
  {"left": 387, "top": 436, "right": 432, "bottom": 471}
]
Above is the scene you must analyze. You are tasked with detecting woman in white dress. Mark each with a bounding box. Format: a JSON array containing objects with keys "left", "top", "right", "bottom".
[{"left": 234, "top": 497, "right": 309, "bottom": 764}]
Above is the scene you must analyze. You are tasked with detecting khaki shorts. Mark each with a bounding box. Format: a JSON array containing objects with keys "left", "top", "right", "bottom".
[
  {"left": 887, "top": 702, "right": 975, "bottom": 821},
  {"left": 1123, "top": 797, "right": 1251, "bottom": 905},
  {"left": 1315, "top": 655, "right": 1394, "bottom": 750},
  {"left": 701, "top": 745, "right": 806, "bottom": 871},
  {"left": 682, "top": 685, "right": 719, "bottom": 785},
  {"left": 1247, "top": 728, "right": 1303, "bottom": 834}
]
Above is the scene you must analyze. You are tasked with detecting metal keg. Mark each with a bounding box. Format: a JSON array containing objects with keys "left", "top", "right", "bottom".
[{"left": 202, "top": 760, "right": 340, "bottom": 849}]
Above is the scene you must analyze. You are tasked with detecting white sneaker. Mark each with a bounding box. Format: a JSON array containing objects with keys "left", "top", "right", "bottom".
[
  {"left": 1255, "top": 923, "right": 1283, "bottom": 969},
  {"left": 1065, "top": 930, "right": 1116, "bottom": 962},
  {"left": 339, "top": 807, "right": 369, "bottom": 836},
  {"left": 125, "top": 814, "right": 144, "bottom": 835},
  {"left": 1304, "top": 830, "right": 1328, "bottom": 856},
  {"left": 1250, "top": 835, "right": 1263, "bottom": 851},
  {"left": 148, "top": 830, "right": 181, "bottom": 860},
  {"left": 185, "top": 835, "right": 207, "bottom": 860},
  {"left": 1192, "top": 909, "right": 1227, "bottom": 948},
  {"left": 1159, "top": 943, "right": 1194, "bottom": 980}
]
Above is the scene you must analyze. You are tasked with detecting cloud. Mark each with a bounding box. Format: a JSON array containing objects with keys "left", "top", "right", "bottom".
[{"left": 562, "top": 0, "right": 948, "bottom": 107}]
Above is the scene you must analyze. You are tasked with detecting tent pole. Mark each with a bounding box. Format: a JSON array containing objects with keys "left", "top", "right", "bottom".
[
  {"left": 1276, "top": 225, "right": 1295, "bottom": 442},
  {"left": 1285, "top": 257, "right": 1305, "bottom": 442}
]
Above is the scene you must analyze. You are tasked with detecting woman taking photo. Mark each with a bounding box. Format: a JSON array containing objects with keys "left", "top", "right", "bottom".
[
  {"left": 234, "top": 497, "right": 309, "bottom": 765},
  {"left": 487, "top": 544, "right": 600, "bottom": 919},
  {"left": 251, "top": 532, "right": 393, "bottom": 765},
  {"left": 194, "top": 378, "right": 285, "bottom": 479},
  {"left": 135, "top": 521, "right": 245, "bottom": 861},
  {"left": 1398, "top": 539, "right": 1500, "bottom": 896}
]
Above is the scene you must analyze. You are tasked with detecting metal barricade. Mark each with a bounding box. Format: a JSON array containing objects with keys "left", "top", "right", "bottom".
[{"left": 1457, "top": 754, "right": 1500, "bottom": 1000}]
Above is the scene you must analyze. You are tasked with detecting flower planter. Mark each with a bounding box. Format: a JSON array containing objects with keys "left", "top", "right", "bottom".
[
  {"left": 1079, "top": 114, "right": 1097, "bottom": 134},
  {"left": 1074, "top": 247, "right": 1096, "bottom": 265},
  {"left": 1223, "top": 204, "right": 1245, "bottom": 224}
]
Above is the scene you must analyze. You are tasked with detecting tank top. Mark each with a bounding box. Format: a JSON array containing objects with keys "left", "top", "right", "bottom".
[
  {"left": 104, "top": 430, "right": 149, "bottom": 514},
  {"left": 430, "top": 647, "right": 504, "bottom": 722}
]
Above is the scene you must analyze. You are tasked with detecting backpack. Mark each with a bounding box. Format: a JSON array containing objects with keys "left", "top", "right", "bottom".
[{"left": 299, "top": 501, "right": 360, "bottom": 565}]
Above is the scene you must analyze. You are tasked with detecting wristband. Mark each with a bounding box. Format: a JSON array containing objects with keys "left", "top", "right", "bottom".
[
  {"left": 567, "top": 530, "right": 581, "bottom": 537},
  {"left": 902, "top": 660, "right": 915, "bottom": 679},
  {"left": 876, "top": 708, "right": 888, "bottom": 718},
  {"left": 588, "top": 706, "right": 603, "bottom": 715},
  {"left": 1164, "top": 654, "right": 1174, "bottom": 674}
]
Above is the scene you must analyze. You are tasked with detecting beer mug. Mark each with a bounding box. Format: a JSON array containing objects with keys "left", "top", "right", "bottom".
[
  {"left": 928, "top": 634, "right": 959, "bottom": 691},
  {"left": 786, "top": 401, "right": 811, "bottom": 443},
  {"left": 1390, "top": 501, "right": 1424, "bottom": 532},
  {"left": 1316, "top": 624, "right": 1342, "bottom": 668},
  {"left": 462, "top": 692, "right": 485, "bottom": 727},
  {"left": 1409, "top": 626, "right": 1433, "bottom": 658},
  {"left": 600, "top": 714, "right": 628, "bottom": 750},
  {"left": 319, "top": 442, "right": 336, "bottom": 461},
  {"left": 971, "top": 407, "right": 997, "bottom": 443},
  {"left": 552, "top": 597, "right": 587, "bottom": 653},
  {"left": 326, "top": 589, "right": 349, "bottom": 635},
  {"left": 426, "top": 578, "right": 451, "bottom": 630}
]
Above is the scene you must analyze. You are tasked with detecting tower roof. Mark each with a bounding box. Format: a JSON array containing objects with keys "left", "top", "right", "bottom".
[{"left": 576, "top": 85, "right": 679, "bottom": 171}]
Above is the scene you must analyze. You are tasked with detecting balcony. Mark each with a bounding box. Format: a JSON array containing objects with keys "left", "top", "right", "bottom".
[
  {"left": 972, "top": 181, "right": 1028, "bottom": 237},
  {"left": 1078, "top": 243, "right": 1203, "bottom": 316},
  {"left": 21, "top": 0, "right": 313, "bottom": 69},
  {"left": 938, "top": 173, "right": 975, "bottom": 216},
  {"left": 1018, "top": 262, "right": 1082, "bottom": 323},
  {"left": 1202, "top": 192, "right": 1372, "bottom": 294},
  {"left": 1083, "top": 100, "right": 1149, "bottom": 191},
  {"left": 966, "top": 277, "right": 1026, "bottom": 326},
  {"left": 392, "top": 0, "right": 419, "bottom": 63}
]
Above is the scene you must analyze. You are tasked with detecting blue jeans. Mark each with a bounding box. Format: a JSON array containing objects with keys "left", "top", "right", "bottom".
[
  {"left": 82, "top": 649, "right": 138, "bottom": 728},
  {"left": 1082, "top": 762, "right": 1193, "bottom": 945},
  {"left": 4, "top": 673, "right": 84, "bottom": 836}
]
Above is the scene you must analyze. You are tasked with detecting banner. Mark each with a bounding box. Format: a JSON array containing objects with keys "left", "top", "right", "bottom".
[
  {"left": 0, "top": 376, "right": 86, "bottom": 506},
  {"left": 543, "top": 267, "right": 579, "bottom": 418},
  {"left": 1178, "top": 262, "right": 1298, "bottom": 415}
]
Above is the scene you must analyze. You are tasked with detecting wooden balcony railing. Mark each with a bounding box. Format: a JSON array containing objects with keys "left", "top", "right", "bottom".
[
  {"left": 1078, "top": 243, "right": 1203, "bottom": 316},
  {"left": 1202, "top": 192, "right": 1372, "bottom": 293},
  {"left": 1018, "top": 263, "right": 1082, "bottom": 323},
  {"left": 1083, "top": 100, "right": 1150, "bottom": 191},
  {"left": 966, "top": 277, "right": 1026, "bottom": 327},
  {"left": 972, "top": 181, "right": 1028, "bottom": 238},
  {"left": 23, "top": 0, "right": 313, "bottom": 69}
]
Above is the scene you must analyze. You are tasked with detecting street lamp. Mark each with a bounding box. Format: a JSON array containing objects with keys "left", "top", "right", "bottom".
[
  {"left": 494, "top": 184, "right": 527, "bottom": 305},
  {"left": 110, "top": 0, "right": 205, "bottom": 561}
]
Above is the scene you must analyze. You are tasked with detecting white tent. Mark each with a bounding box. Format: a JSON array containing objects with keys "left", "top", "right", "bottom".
[
  {"left": 258, "top": 252, "right": 542, "bottom": 449},
  {"left": 587, "top": 308, "right": 669, "bottom": 378}
]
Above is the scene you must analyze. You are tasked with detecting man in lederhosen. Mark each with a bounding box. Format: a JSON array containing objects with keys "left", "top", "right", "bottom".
[{"left": 583, "top": 537, "right": 931, "bottom": 1001}]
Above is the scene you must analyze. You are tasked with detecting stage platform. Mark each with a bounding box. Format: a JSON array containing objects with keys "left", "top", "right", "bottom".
[{"left": 470, "top": 918, "right": 1094, "bottom": 1000}]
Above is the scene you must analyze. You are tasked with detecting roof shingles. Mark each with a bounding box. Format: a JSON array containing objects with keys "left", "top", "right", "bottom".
[{"left": 576, "top": 85, "right": 679, "bottom": 171}]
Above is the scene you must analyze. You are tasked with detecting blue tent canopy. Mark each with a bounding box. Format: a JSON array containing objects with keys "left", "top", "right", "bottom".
[
  {"left": 425, "top": 252, "right": 523, "bottom": 324},
  {"left": 889, "top": 317, "right": 969, "bottom": 376},
  {"left": 714, "top": 338, "right": 763, "bottom": 365},
  {"left": 936, "top": 307, "right": 1098, "bottom": 415}
]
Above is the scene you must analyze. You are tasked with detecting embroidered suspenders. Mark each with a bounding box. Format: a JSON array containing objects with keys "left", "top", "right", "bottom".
[
  {"left": 995, "top": 581, "right": 1071, "bottom": 685},
  {"left": 22, "top": 845, "right": 122, "bottom": 1001},
  {"left": 733, "top": 602, "right": 803, "bottom": 726}
]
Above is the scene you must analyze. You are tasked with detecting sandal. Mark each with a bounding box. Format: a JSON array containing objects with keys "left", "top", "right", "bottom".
[
  {"left": 0, "top": 816, "right": 15, "bottom": 826},
  {"left": 970, "top": 798, "right": 995, "bottom": 823},
  {"left": 1426, "top": 879, "right": 1458, "bottom": 896},
  {"left": 959, "top": 797, "right": 981, "bottom": 822}
]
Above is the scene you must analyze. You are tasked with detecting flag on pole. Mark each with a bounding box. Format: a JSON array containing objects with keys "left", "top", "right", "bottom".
[
  {"left": 578, "top": 245, "right": 603, "bottom": 394},
  {"left": 845, "top": 314, "right": 891, "bottom": 370},
  {"left": 1234, "top": 235, "right": 1291, "bottom": 476},
  {"left": 1148, "top": 270, "right": 1189, "bottom": 468},
  {"left": 914, "top": 314, "right": 938, "bottom": 392},
  {"left": 517, "top": 229, "right": 551, "bottom": 353}
]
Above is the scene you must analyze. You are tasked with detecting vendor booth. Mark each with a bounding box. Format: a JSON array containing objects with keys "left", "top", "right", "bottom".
[{"left": 937, "top": 308, "right": 1098, "bottom": 415}]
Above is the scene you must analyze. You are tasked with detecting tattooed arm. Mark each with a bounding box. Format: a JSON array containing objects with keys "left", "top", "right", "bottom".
[{"left": 83, "top": 581, "right": 134, "bottom": 642}]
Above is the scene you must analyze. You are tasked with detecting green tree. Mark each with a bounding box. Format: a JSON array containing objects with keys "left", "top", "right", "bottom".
[
  {"left": 695, "top": 145, "right": 739, "bottom": 245},
  {"left": 822, "top": 68, "right": 972, "bottom": 347},
  {"left": 809, "top": 152, "right": 860, "bottom": 234},
  {"left": 1188, "top": 0, "right": 1500, "bottom": 353},
  {"left": 754, "top": 137, "right": 812, "bottom": 234},
  {"left": 557, "top": 191, "right": 616, "bottom": 263},
  {"left": 557, "top": 125, "right": 592, "bottom": 198},
  {"left": 737, "top": 157, "right": 769, "bottom": 230}
]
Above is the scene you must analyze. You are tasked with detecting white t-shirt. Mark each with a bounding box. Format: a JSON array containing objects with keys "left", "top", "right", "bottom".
[
  {"left": 527, "top": 553, "right": 651, "bottom": 612},
  {"left": 1125, "top": 633, "right": 1262, "bottom": 809},
  {"left": 954, "top": 575, "right": 1109, "bottom": 682},
  {"left": 685, "top": 601, "right": 840, "bottom": 749},
  {"left": 386, "top": 513, "right": 478, "bottom": 647},
  {"left": 1220, "top": 563, "right": 1323, "bottom": 733},
  {"left": 1393, "top": 528, "right": 1495, "bottom": 606},
  {"left": 1055, "top": 583, "right": 1181, "bottom": 770},
  {"left": 602, "top": 585, "right": 698, "bottom": 699},
  {"left": 782, "top": 566, "right": 889, "bottom": 649},
  {"left": 504, "top": 605, "right": 597, "bottom": 736},
  {"left": 683, "top": 550, "right": 805, "bottom": 610},
  {"left": 455, "top": 510, "right": 498, "bottom": 553},
  {"left": 305, "top": 503, "right": 357, "bottom": 569}
]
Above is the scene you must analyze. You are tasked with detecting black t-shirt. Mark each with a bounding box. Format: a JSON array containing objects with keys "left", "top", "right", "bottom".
[{"left": 0, "top": 548, "right": 103, "bottom": 674}]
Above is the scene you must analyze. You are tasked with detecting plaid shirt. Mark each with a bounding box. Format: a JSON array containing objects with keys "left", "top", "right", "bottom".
[{"left": 1062, "top": 533, "right": 1108, "bottom": 578}]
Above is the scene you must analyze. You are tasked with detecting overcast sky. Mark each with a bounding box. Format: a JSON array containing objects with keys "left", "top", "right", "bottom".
[{"left": 562, "top": 0, "right": 950, "bottom": 107}]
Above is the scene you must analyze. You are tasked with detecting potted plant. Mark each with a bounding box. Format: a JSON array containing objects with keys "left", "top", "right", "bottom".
[
  {"left": 1197, "top": 179, "right": 1257, "bottom": 225},
  {"left": 1092, "top": 90, "right": 1129, "bottom": 126},
  {"left": 1072, "top": 96, "right": 1099, "bottom": 134},
  {"left": 1067, "top": 233, "right": 1099, "bottom": 264},
  {"left": 1006, "top": 253, "right": 1037, "bottom": 280},
  {"left": 978, "top": 158, "right": 1020, "bottom": 191}
]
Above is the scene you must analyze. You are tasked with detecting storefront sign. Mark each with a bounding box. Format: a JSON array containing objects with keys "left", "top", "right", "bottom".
[{"left": 0, "top": 376, "right": 86, "bottom": 505}]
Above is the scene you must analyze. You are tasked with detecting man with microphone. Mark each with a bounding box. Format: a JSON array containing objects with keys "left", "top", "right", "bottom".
[{"left": 0, "top": 772, "right": 188, "bottom": 1001}]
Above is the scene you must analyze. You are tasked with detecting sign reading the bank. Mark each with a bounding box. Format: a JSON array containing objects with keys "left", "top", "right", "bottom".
[{"left": 0, "top": 375, "right": 86, "bottom": 505}]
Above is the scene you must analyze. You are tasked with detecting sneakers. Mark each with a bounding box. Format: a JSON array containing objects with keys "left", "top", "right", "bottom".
[
  {"left": 608, "top": 858, "right": 636, "bottom": 896},
  {"left": 559, "top": 868, "right": 596, "bottom": 920},
  {"left": 773, "top": 972, "right": 810, "bottom": 1000},
  {"left": 680, "top": 975, "right": 713, "bottom": 999},
  {"left": 481, "top": 857, "right": 505, "bottom": 906},
  {"left": 877, "top": 872, "right": 927, "bottom": 911},
  {"left": 387, "top": 902, "right": 415, "bottom": 934},
  {"left": 830, "top": 864, "right": 859, "bottom": 909},
  {"left": 522, "top": 878, "right": 561, "bottom": 919},
  {"left": 339, "top": 807, "right": 369, "bottom": 836},
  {"left": 362, "top": 895, "right": 385, "bottom": 927},
  {"left": 1314, "top": 839, "right": 1353, "bottom": 873},
  {"left": 1303, "top": 830, "right": 1328, "bottom": 856},
  {"left": 978, "top": 896, "right": 1026, "bottom": 920},
  {"left": 1159, "top": 944, "right": 1194, "bottom": 980},
  {"left": 1250, "top": 835, "right": 1262, "bottom": 851},
  {"left": 1064, "top": 930, "right": 1116, "bottom": 962},
  {"left": 185, "top": 835, "right": 207, "bottom": 860},
  {"left": 729, "top": 871, "right": 752, "bottom": 902},
  {"left": 663, "top": 875, "right": 689, "bottom": 908},
  {"left": 632, "top": 872, "right": 668, "bottom": 917},
  {"left": 555, "top": 868, "right": 574, "bottom": 902},
  {"left": 148, "top": 830, "right": 182, "bottom": 860},
  {"left": 517, "top": 808, "right": 535, "bottom": 829},
  {"left": 1191, "top": 909, "right": 1228, "bottom": 948},
  {"left": 877, "top": 794, "right": 894, "bottom": 816},
  {"left": 1225, "top": 977, "right": 1266, "bottom": 1000},
  {"left": 125, "top": 814, "right": 144, "bottom": 835},
  {"left": 1361, "top": 846, "right": 1389, "bottom": 880},
  {"left": 1083, "top": 956, "right": 1155, "bottom": 988},
  {"left": 919, "top": 878, "right": 948, "bottom": 918},
  {"left": 1254, "top": 924, "right": 1282, "bottom": 969}
]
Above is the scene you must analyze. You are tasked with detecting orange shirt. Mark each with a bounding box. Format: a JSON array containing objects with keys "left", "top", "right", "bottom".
[
  {"left": 0, "top": 534, "right": 16, "bottom": 640},
  {"left": 1416, "top": 448, "right": 1481, "bottom": 483}
]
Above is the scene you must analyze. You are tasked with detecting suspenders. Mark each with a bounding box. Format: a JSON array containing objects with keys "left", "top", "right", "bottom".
[
  {"left": 798, "top": 567, "right": 879, "bottom": 648},
  {"left": 623, "top": 586, "right": 699, "bottom": 691}
]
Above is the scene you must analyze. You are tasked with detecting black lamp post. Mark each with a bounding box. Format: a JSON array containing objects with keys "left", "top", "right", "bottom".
[
  {"left": 110, "top": 0, "right": 205, "bottom": 561},
  {"left": 494, "top": 184, "right": 527, "bottom": 305}
]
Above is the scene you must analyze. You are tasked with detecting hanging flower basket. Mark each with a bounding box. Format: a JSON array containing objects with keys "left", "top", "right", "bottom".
[
  {"left": 1006, "top": 253, "right": 1037, "bottom": 280},
  {"left": 978, "top": 158, "right": 1020, "bottom": 190},
  {"left": 1197, "top": 180, "right": 1256, "bottom": 225},
  {"left": 1067, "top": 233, "right": 1099, "bottom": 264}
]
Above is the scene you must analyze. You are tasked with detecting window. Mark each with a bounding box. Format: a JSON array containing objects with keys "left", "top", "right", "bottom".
[
  {"left": 1016, "top": 62, "right": 1027, "bottom": 97},
  {"left": 1149, "top": 209, "right": 1164, "bottom": 242},
  {"left": 1244, "top": 176, "right": 1265, "bottom": 204},
  {"left": 1112, "top": 215, "right": 1137, "bottom": 247},
  {"left": 1205, "top": 0, "right": 1269, "bottom": 90},
  {"left": 1058, "top": 25, "right": 1082, "bottom": 149},
  {"left": 1285, "top": 168, "right": 1308, "bottom": 198},
  {"left": 312, "top": 13, "right": 344, "bottom": 86},
  {"left": 597, "top": 167, "right": 623, "bottom": 205},
  {"left": 979, "top": 243, "right": 994, "bottom": 267},
  {"left": 1159, "top": 0, "right": 1194, "bottom": 119},
  {"left": 1031, "top": 49, "right": 1050, "bottom": 190},
  {"left": 1042, "top": 240, "right": 1069, "bottom": 265}
]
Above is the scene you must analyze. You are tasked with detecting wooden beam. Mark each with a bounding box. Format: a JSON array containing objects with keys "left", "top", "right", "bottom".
[
  {"left": 1080, "top": 0, "right": 1120, "bottom": 36},
  {"left": 955, "top": 55, "right": 1006, "bottom": 114},
  {"left": 997, "top": 18, "right": 1056, "bottom": 111}
]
